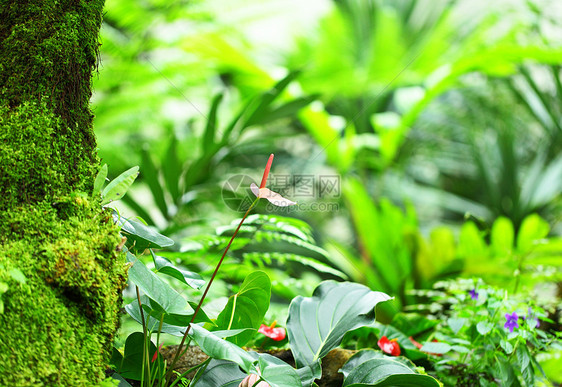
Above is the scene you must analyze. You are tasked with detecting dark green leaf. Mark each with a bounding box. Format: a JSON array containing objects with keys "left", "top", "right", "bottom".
[{"left": 115, "top": 332, "right": 163, "bottom": 381}]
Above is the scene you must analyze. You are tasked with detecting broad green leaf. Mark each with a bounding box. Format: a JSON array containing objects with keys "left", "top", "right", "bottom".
[
  {"left": 115, "top": 215, "right": 174, "bottom": 251},
  {"left": 93, "top": 163, "right": 108, "bottom": 195},
  {"left": 152, "top": 251, "right": 205, "bottom": 289},
  {"left": 287, "top": 281, "right": 392, "bottom": 375},
  {"left": 491, "top": 217, "right": 514, "bottom": 255},
  {"left": 341, "top": 350, "right": 440, "bottom": 386},
  {"left": 216, "top": 271, "right": 271, "bottom": 346},
  {"left": 476, "top": 321, "right": 493, "bottom": 336},
  {"left": 189, "top": 324, "right": 256, "bottom": 372},
  {"left": 102, "top": 166, "right": 139, "bottom": 205},
  {"left": 126, "top": 252, "right": 190, "bottom": 315},
  {"left": 195, "top": 359, "right": 247, "bottom": 387},
  {"left": 447, "top": 318, "right": 466, "bottom": 335},
  {"left": 517, "top": 214, "right": 549, "bottom": 252}
]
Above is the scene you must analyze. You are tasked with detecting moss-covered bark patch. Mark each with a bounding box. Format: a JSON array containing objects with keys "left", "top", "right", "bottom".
[{"left": 0, "top": 1, "right": 128, "bottom": 385}]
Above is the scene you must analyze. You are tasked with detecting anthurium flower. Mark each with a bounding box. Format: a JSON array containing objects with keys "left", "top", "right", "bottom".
[
  {"left": 377, "top": 335, "right": 401, "bottom": 356},
  {"left": 258, "top": 321, "right": 286, "bottom": 341},
  {"left": 250, "top": 154, "right": 296, "bottom": 207},
  {"left": 151, "top": 343, "right": 163, "bottom": 363}
]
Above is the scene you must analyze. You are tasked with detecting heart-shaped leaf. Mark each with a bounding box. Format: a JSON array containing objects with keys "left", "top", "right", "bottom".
[
  {"left": 216, "top": 271, "right": 271, "bottom": 346},
  {"left": 111, "top": 332, "right": 163, "bottom": 381},
  {"left": 341, "top": 350, "right": 441, "bottom": 386},
  {"left": 287, "top": 281, "right": 392, "bottom": 375},
  {"left": 126, "top": 252, "right": 191, "bottom": 315}
]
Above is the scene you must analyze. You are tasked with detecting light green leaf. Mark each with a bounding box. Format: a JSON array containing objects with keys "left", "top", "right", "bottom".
[
  {"left": 476, "top": 321, "right": 493, "bottom": 336},
  {"left": 448, "top": 318, "right": 466, "bottom": 335},
  {"left": 287, "top": 281, "right": 392, "bottom": 376},
  {"left": 491, "top": 217, "right": 514, "bottom": 255},
  {"left": 102, "top": 166, "right": 139, "bottom": 205},
  {"left": 8, "top": 268, "right": 26, "bottom": 284},
  {"left": 126, "top": 252, "right": 190, "bottom": 315},
  {"left": 419, "top": 342, "right": 451, "bottom": 355},
  {"left": 216, "top": 271, "right": 271, "bottom": 346},
  {"left": 517, "top": 214, "right": 549, "bottom": 252},
  {"left": 93, "top": 163, "right": 108, "bottom": 196}
]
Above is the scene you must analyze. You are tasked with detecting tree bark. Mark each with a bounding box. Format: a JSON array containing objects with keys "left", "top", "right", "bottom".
[{"left": 0, "top": 1, "right": 127, "bottom": 385}]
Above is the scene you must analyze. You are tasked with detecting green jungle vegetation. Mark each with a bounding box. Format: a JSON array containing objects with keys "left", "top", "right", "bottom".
[{"left": 1, "top": 0, "right": 561, "bottom": 386}]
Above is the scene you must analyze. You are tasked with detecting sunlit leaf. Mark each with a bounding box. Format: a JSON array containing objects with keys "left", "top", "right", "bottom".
[{"left": 101, "top": 166, "right": 139, "bottom": 205}]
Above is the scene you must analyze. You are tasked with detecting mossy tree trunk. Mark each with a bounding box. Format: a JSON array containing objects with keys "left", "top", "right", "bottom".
[{"left": 0, "top": 1, "right": 127, "bottom": 385}]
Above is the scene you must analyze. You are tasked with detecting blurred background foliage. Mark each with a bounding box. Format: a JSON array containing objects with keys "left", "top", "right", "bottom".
[{"left": 94, "top": 0, "right": 561, "bottom": 328}]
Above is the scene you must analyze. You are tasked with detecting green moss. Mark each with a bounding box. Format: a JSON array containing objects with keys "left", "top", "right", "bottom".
[
  {"left": 0, "top": 200, "right": 128, "bottom": 386},
  {"left": 0, "top": 1, "right": 128, "bottom": 385}
]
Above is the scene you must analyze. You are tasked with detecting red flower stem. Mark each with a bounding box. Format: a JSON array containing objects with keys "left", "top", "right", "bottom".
[
  {"left": 165, "top": 198, "right": 260, "bottom": 383},
  {"left": 259, "top": 154, "right": 274, "bottom": 189}
]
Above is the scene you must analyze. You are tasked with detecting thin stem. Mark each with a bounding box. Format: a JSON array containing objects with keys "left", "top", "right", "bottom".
[
  {"left": 136, "top": 286, "right": 151, "bottom": 386},
  {"left": 165, "top": 198, "right": 260, "bottom": 384}
]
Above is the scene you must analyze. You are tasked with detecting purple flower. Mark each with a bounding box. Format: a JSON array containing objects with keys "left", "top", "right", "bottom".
[
  {"left": 504, "top": 312, "right": 519, "bottom": 333},
  {"left": 469, "top": 289, "right": 479, "bottom": 300}
]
